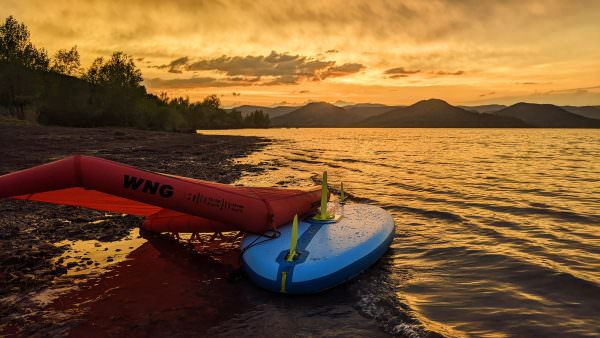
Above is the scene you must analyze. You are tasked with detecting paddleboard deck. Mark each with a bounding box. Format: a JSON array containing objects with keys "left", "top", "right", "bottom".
[{"left": 241, "top": 202, "right": 395, "bottom": 294}]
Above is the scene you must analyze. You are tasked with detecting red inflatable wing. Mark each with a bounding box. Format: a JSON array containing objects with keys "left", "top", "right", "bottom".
[{"left": 0, "top": 156, "right": 323, "bottom": 234}]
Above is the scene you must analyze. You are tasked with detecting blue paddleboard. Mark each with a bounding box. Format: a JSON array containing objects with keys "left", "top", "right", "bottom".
[{"left": 241, "top": 203, "right": 395, "bottom": 294}]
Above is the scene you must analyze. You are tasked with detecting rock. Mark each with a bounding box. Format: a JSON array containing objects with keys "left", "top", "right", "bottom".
[{"left": 52, "top": 266, "right": 67, "bottom": 275}]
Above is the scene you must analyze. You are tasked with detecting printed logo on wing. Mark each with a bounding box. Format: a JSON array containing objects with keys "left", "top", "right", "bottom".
[{"left": 123, "top": 175, "right": 174, "bottom": 198}]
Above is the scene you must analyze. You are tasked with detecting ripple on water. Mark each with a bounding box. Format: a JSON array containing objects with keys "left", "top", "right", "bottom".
[{"left": 199, "top": 128, "right": 600, "bottom": 337}]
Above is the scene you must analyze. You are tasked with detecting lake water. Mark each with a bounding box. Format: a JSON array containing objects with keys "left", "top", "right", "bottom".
[{"left": 200, "top": 128, "right": 600, "bottom": 337}]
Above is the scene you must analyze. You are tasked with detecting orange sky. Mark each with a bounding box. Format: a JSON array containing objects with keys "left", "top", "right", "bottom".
[{"left": 3, "top": 0, "right": 600, "bottom": 107}]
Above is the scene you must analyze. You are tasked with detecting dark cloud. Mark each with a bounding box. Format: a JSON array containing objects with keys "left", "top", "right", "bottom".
[
  {"left": 433, "top": 70, "right": 464, "bottom": 76},
  {"left": 384, "top": 67, "right": 420, "bottom": 75},
  {"left": 156, "top": 51, "right": 364, "bottom": 85},
  {"left": 260, "top": 75, "right": 301, "bottom": 86},
  {"left": 227, "top": 76, "right": 261, "bottom": 83},
  {"left": 155, "top": 56, "right": 189, "bottom": 72},
  {"left": 543, "top": 85, "right": 600, "bottom": 94},
  {"left": 185, "top": 51, "right": 335, "bottom": 79},
  {"left": 145, "top": 76, "right": 255, "bottom": 88},
  {"left": 322, "top": 63, "right": 365, "bottom": 78},
  {"left": 384, "top": 67, "right": 420, "bottom": 79}
]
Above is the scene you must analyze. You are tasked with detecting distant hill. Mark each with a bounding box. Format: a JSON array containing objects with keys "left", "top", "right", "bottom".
[
  {"left": 561, "top": 106, "right": 600, "bottom": 120},
  {"left": 459, "top": 104, "right": 506, "bottom": 114},
  {"left": 494, "top": 103, "right": 600, "bottom": 128},
  {"left": 358, "top": 99, "right": 528, "bottom": 127},
  {"left": 271, "top": 102, "right": 362, "bottom": 127},
  {"left": 344, "top": 104, "right": 399, "bottom": 119},
  {"left": 229, "top": 105, "right": 297, "bottom": 118},
  {"left": 231, "top": 100, "right": 600, "bottom": 128}
]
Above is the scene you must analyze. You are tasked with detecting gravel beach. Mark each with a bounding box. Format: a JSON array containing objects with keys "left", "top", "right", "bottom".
[{"left": 0, "top": 124, "right": 269, "bottom": 336}]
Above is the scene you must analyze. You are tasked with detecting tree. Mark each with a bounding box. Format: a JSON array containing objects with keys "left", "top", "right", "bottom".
[
  {"left": 244, "top": 110, "right": 270, "bottom": 127},
  {"left": 51, "top": 46, "right": 82, "bottom": 76},
  {"left": 0, "top": 16, "right": 29, "bottom": 63},
  {"left": 83, "top": 57, "right": 104, "bottom": 85},
  {"left": 83, "top": 51, "right": 143, "bottom": 88},
  {"left": 0, "top": 16, "right": 49, "bottom": 71},
  {"left": 202, "top": 94, "right": 221, "bottom": 109}
]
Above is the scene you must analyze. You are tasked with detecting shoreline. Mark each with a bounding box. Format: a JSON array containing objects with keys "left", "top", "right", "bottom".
[{"left": 0, "top": 124, "right": 270, "bottom": 336}]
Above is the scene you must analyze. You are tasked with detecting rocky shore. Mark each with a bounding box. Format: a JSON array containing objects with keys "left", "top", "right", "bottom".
[{"left": 0, "top": 125, "right": 268, "bottom": 336}]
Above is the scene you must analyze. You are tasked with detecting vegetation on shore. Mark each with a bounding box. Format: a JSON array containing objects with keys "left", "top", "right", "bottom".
[{"left": 0, "top": 16, "right": 269, "bottom": 131}]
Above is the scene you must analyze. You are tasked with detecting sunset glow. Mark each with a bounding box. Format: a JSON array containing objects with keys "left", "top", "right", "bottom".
[{"left": 3, "top": 0, "right": 600, "bottom": 106}]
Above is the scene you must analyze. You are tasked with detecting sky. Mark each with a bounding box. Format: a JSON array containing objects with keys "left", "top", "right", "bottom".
[{"left": 2, "top": 0, "right": 600, "bottom": 107}]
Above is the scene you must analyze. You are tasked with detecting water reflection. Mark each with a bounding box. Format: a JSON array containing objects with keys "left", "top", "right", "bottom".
[{"left": 200, "top": 128, "right": 600, "bottom": 337}]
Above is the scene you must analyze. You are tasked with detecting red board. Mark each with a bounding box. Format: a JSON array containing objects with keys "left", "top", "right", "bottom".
[{"left": 0, "top": 156, "right": 323, "bottom": 234}]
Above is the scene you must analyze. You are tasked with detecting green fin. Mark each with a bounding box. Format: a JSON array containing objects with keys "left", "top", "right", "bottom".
[
  {"left": 312, "top": 171, "right": 334, "bottom": 221},
  {"left": 286, "top": 214, "right": 299, "bottom": 262}
]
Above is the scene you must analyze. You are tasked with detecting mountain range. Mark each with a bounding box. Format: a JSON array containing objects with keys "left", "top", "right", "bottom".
[{"left": 230, "top": 99, "right": 600, "bottom": 128}]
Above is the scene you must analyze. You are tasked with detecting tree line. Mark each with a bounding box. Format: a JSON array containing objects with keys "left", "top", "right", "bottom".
[{"left": 0, "top": 16, "right": 269, "bottom": 130}]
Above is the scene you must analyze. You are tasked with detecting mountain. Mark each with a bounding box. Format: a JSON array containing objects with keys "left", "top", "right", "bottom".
[
  {"left": 344, "top": 104, "right": 399, "bottom": 119},
  {"left": 229, "top": 105, "right": 297, "bottom": 118},
  {"left": 357, "top": 99, "right": 528, "bottom": 127},
  {"left": 271, "top": 102, "right": 362, "bottom": 127},
  {"left": 459, "top": 104, "right": 507, "bottom": 113},
  {"left": 494, "top": 103, "right": 600, "bottom": 128},
  {"left": 561, "top": 106, "right": 600, "bottom": 120}
]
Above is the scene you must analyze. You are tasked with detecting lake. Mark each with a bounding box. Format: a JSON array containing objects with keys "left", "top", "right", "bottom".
[{"left": 200, "top": 128, "right": 600, "bottom": 337}]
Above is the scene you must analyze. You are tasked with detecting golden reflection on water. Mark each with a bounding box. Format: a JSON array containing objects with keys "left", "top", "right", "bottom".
[
  {"left": 200, "top": 128, "right": 600, "bottom": 337},
  {"left": 52, "top": 228, "right": 146, "bottom": 276}
]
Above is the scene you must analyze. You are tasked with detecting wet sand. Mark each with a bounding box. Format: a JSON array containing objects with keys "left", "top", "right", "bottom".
[{"left": 0, "top": 125, "right": 268, "bottom": 336}]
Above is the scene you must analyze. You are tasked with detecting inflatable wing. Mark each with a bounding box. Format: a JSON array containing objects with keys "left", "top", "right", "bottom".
[{"left": 0, "top": 156, "right": 323, "bottom": 234}]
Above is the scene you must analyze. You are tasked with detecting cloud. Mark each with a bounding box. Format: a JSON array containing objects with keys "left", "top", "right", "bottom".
[
  {"left": 155, "top": 56, "right": 189, "bottom": 73},
  {"left": 322, "top": 63, "right": 365, "bottom": 78},
  {"left": 185, "top": 51, "right": 334, "bottom": 79},
  {"left": 479, "top": 91, "right": 496, "bottom": 97},
  {"left": 155, "top": 51, "right": 364, "bottom": 85},
  {"left": 542, "top": 85, "right": 600, "bottom": 95},
  {"left": 260, "top": 75, "right": 301, "bottom": 86},
  {"left": 7, "top": 0, "right": 600, "bottom": 105},
  {"left": 384, "top": 67, "right": 421, "bottom": 79},
  {"left": 145, "top": 76, "right": 256, "bottom": 88},
  {"left": 467, "top": 85, "right": 600, "bottom": 106},
  {"left": 384, "top": 67, "right": 420, "bottom": 75},
  {"left": 433, "top": 70, "right": 465, "bottom": 76}
]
